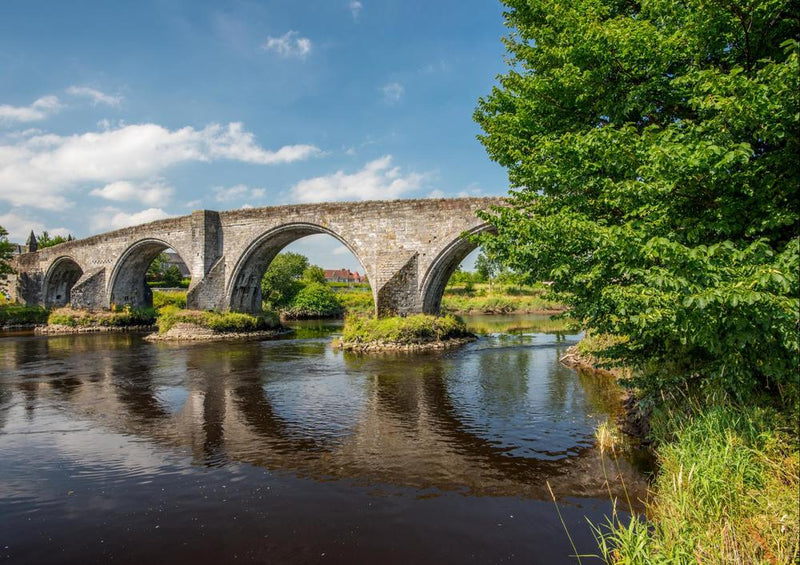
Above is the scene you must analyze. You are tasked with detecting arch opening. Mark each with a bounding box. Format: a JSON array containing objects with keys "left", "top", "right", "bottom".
[
  {"left": 109, "top": 240, "right": 191, "bottom": 309},
  {"left": 228, "top": 224, "right": 371, "bottom": 315},
  {"left": 420, "top": 225, "right": 494, "bottom": 315},
  {"left": 43, "top": 257, "right": 83, "bottom": 308}
]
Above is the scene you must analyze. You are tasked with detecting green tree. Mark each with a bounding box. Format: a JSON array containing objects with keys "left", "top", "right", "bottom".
[
  {"left": 37, "top": 231, "right": 70, "bottom": 249},
  {"left": 0, "top": 226, "right": 14, "bottom": 293},
  {"left": 302, "top": 265, "right": 327, "bottom": 284},
  {"left": 147, "top": 252, "right": 168, "bottom": 280},
  {"left": 261, "top": 252, "right": 309, "bottom": 308},
  {"left": 162, "top": 265, "right": 183, "bottom": 288},
  {"left": 475, "top": 1, "right": 799, "bottom": 402}
]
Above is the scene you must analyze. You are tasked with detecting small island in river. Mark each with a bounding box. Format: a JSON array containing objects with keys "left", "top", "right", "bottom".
[{"left": 333, "top": 313, "right": 476, "bottom": 352}]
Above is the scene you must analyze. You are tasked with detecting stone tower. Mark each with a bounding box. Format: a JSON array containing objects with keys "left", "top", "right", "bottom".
[{"left": 25, "top": 230, "right": 38, "bottom": 253}]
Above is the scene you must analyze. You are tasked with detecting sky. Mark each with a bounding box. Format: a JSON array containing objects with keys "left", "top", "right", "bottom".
[{"left": 0, "top": 0, "right": 510, "bottom": 272}]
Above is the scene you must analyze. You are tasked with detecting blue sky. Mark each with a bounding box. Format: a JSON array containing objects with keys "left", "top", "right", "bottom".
[{"left": 0, "top": 0, "right": 509, "bottom": 271}]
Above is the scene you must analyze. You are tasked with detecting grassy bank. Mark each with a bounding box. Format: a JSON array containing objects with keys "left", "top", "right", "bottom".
[
  {"left": 0, "top": 304, "right": 50, "bottom": 326},
  {"left": 48, "top": 306, "right": 156, "bottom": 327},
  {"left": 340, "top": 313, "right": 470, "bottom": 346},
  {"left": 331, "top": 282, "right": 566, "bottom": 316},
  {"left": 596, "top": 402, "right": 798, "bottom": 564},
  {"left": 156, "top": 305, "right": 279, "bottom": 334}
]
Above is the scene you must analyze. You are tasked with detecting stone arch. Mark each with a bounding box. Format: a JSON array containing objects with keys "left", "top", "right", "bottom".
[
  {"left": 108, "top": 238, "right": 190, "bottom": 308},
  {"left": 227, "top": 223, "right": 368, "bottom": 313},
  {"left": 42, "top": 256, "right": 84, "bottom": 308},
  {"left": 420, "top": 224, "right": 494, "bottom": 314}
]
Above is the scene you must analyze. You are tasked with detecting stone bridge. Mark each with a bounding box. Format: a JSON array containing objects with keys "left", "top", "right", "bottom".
[{"left": 9, "top": 197, "right": 504, "bottom": 316}]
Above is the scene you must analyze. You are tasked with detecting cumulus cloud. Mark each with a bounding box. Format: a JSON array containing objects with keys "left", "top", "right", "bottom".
[
  {"left": 0, "top": 96, "right": 62, "bottom": 124},
  {"left": 92, "top": 207, "right": 173, "bottom": 232},
  {"left": 90, "top": 180, "right": 174, "bottom": 206},
  {"left": 381, "top": 82, "right": 404, "bottom": 105},
  {"left": 289, "top": 155, "right": 426, "bottom": 203},
  {"left": 349, "top": 1, "right": 363, "bottom": 19},
  {"left": 262, "top": 31, "right": 312, "bottom": 59},
  {"left": 67, "top": 86, "right": 123, "bottom": 107},
  {"left": 0, "top": 210, "right": 68, "bottom": 242},
  {"left": 213, "top": 184, "right": 266, "bottom": 202},
  {"left": 0, "top": 122, "right": 321, "bottom": 210}
]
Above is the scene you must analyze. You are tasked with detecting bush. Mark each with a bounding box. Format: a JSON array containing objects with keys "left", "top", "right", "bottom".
[
  {"left": 284, "top": 282, "right": 343, "bottom": 319},
  {"left": 0, "top": 304, "right": 49, "bottom": 325},
  {"left": 335, "top": 287, "right": 375, "bottom": 315},
  {"left": 156, "top": 305, "right": 279, "bottom": 334},
  {"left": 341, "top": 313, "right": 469, "bottom": 345},
  {"left": 152, "top": 290, "right": 187, "bottom": 310}
]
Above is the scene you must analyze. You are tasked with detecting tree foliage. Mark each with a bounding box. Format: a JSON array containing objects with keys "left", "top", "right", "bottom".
[
  {"left": 302, "top": 265, "right": 327, "bottom": 284},
  {"left": 475, "top": 0, "right": 799, "bottom": 403},
  {"left": 0, "top": 226, "right": 14, "bottom": 292},
  {"left": 37, "top": 231, "right": 71, "bottom": 249},
  {"left": 260, "top": 252, "right": 310, "bottom": 308}
]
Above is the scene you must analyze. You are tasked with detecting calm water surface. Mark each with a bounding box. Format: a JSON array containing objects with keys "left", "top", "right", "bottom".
[{"left": 0, "top": 315, "right": 647, "bottom": 564}]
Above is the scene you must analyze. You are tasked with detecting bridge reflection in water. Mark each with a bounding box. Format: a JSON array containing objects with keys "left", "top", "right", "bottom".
[
  {"left": 0, "top": 323, "right": 646, "bottom": 503},
  {"left": 0, "top": 319, "right": 651, "bottom": 564}
]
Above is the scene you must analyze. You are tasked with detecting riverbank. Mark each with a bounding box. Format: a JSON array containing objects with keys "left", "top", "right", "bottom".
[
  {"left": 0, "top": 304, "right": 49, "bottom": 329},
  {"left": 333, "top": 283, "right": 567, "bottom": 316},
  {"left": 597, "top": 402, "right": 798, "bottom": 563},
  {"left": 565, "top": 333, "right": 799, "bottom": 563}
]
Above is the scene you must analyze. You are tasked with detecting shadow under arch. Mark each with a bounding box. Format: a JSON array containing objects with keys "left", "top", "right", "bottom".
[
  {"left": 227, "top": 222, "right": 370, "bottom": 313},
  {"left": 108, "top": 238, "right": 190, "bottom": 308},
  {"left": 419, "top": 224, "right": 494, "bottom": 314},
  {"left": 42, "top": 256, "right": 84, "bottom": 308}
]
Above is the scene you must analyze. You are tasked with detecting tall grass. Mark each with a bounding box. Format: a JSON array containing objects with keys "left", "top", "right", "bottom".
[{"left": 595, "top": 404, "right": 799, "bottom": 564}]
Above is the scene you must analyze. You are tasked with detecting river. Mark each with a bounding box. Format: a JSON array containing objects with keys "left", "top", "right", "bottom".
[{"left": 0, "top": 315, "right": 648, "bottom": 564}]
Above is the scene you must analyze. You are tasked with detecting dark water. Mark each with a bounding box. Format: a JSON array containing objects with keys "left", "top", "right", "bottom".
[{"left": 0, "top": 315, "right": 647, "bottom": 564}]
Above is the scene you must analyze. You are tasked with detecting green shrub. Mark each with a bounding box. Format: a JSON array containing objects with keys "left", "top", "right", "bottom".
[
  {"left": 284, "top": 282, "right": 343, "bottom": 319},
  {"left": 341, "top": 313, "right": 469, "bottom": 344},
  {"left": 152, "top": 290, "right": 187, "bottom": 310},
  {"left": 0, "top": 305, "right": 49, "bottom": 325},
  {"left": 335, "top": 288, "right": 375, "bottom": 315}
]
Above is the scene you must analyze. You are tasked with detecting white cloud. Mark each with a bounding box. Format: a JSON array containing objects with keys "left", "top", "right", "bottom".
[
  {"left": 262, "top": 31, "right": 312, "bottom": 59},
  {"left": 289, "top": 155, "right": 426, "bottom": 203},
  {"left": 90, "top": 180, "right": 174, "bottom": 206},
  {"left": 0, "top": 209, "right": 69, "bottom": 242},
  {"left": 213, "top": 184, "right": 266, "bottom": 202},
  {"left": 0, "top": 122, "right": 321, "bottom": 210},
  {"left": 381, "top": 82, "right": 404, "bottom": 105},
  {"left": 92, "top": 207, "right": 173, "bottom": 232},
  {"left": 349, "top": 1, "right": 363, "bottom": 19},
  {"left": 0, "top": 96, "right": 62, "bottom": 124},
  {"left": 332, "top": 245, "right": 351, "bottom": 255},
  {"left": 67, "top": 86, "right": 123, "bottom": 107}
]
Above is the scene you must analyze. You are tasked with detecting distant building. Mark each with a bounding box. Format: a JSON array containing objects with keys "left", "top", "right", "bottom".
[{"left": 323, "top": 268, "right": 364, "bottom": 283}]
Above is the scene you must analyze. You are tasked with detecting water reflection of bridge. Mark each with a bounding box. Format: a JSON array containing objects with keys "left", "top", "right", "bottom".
[{"left": 0, "top": 334, "right": 645, "bottom": 505}]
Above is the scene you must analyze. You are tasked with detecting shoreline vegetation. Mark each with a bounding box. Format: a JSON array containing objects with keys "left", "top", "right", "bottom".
[{"left": 561, "top": 336, "right": 798, "bottom": 562}]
